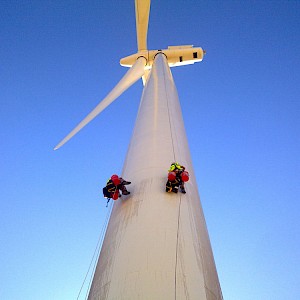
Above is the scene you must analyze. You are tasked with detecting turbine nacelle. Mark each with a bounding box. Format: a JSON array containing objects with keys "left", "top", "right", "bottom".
[{"left": 120, "top": 45, "right": 205, "bottom": 68}]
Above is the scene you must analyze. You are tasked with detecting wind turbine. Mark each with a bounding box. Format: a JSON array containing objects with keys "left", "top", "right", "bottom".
[
  {"left": 54, "top": 1, "right": 204, "bottom": 151},
  {"left": 55, "top": 0, "right": 223, "bottom": 299}
]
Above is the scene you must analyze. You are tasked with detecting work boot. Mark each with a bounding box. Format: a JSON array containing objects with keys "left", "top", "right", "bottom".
[
  {"left": 123, "top": 181, "right": 131, "bottom": 185},
  {"left": 122, "top": 190, "right": 130, "bottom": 195},
  {"left": 180, "top": 186, "right": 186, "bottom": 194}
]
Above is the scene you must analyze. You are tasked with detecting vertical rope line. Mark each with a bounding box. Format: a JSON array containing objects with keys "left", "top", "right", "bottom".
[
  {"left": 174, "top": 195, "right": 182, "bottom": 300},
  {"left": 84, "top": 200, "right": 114, "bottom": 300},
  {"left": 161, "top": 55, "right": 176, "bottom": 162},
  {"left": 158, "top": 54, "right": 181, "bottom": 299},
  {"left": 84, "top": 240, "right": 101, "bottom": 300},
  {"left": 75, "top": 200, "right": 113, "bottom": 300},
  {"left": 155, "top": 54, "right": 181, "bottom": 299}
]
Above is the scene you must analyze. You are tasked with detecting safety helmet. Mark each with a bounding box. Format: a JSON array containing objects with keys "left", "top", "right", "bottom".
[{"left": 111, "top": 174, "right": 121, "bottom": 186}]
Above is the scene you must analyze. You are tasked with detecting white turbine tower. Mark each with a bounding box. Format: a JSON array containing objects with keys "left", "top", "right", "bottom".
[{"left": 55, "top": 1, "right": 222, "bottom": 299}]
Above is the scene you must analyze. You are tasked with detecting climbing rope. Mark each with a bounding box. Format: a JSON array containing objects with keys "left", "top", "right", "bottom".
[
  {"left": 174, "top": 193, "right": 182, "bottom": 300},
  {"left": 76, "top": 200, "right": 114, "bottom": 300}
]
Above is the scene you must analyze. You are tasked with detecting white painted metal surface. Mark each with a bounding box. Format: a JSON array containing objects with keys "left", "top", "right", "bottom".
[{"left": 88, "top": 54, "right": 222, "bottom": 300}]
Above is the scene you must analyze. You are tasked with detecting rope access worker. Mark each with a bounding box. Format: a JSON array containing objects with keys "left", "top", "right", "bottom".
[
  {"left": 166, "top": 162, "right": 189, "bottom": 194},
  {"left": 103, "top": 174, "right": 131, "bottom": 206}
]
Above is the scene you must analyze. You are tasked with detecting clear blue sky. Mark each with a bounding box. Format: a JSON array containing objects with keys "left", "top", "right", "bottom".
[{"left": 1, "top": 1, "right": 299, "bottom": 299}]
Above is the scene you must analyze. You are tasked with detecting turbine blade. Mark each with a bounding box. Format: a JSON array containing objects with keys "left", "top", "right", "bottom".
[
  {"left": 135, "top": 0, "right": 150, "bottom": 51},
  {"left": 54, "top": 57, "right": 146, "bottom": 150},
  {"left": 142, "top": 69, "right": 150, "bottom": 86}
]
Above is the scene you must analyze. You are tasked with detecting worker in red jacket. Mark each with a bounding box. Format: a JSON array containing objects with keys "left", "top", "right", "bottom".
[{"left": 103, "top": 174, "right": 131, "bottom": 205}]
